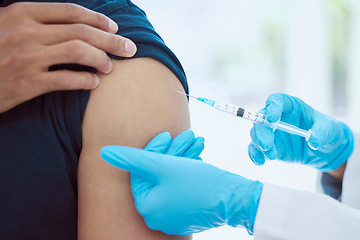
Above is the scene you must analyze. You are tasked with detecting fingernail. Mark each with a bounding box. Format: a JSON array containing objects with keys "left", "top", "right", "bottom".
[
  {"left": 260, "top": 144, "right": 271, "bottom": 152},
  {"left": 252, "top": 158, "right": 260, "bottom": 166},
  {"left": 93, "top": 74, "right": 100, "bottom": 88},
  {"left": 109, "top": 20, "right": 118, "bottom": 33},
  {"left": 125, "top": 40, "right": 137, "bottom": 56},
  {"left": 107, "top": 57, "right": 113, "bottom": 73}
]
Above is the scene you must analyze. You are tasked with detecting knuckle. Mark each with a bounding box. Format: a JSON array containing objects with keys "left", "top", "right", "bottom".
[
  {"left": 6, "top": 54, "right": 20, "bottom": 69},
  {"left": 6, "top": 3, "right": 25, "bottom": 15},
  {"left": 50, "top": 73, "right": 71, "bottom": 90},
  {"left": 22, "top": 25, "right": 38, "bottom": 39},
  {"left": 6, "top": 25, "right": 27, "bottom": 43},
  {"left": 81, "top": 72, "right": 94, "bottom": 88},
  {"left": 74, "top": 24, "right": 90, "bottom": 41},
  {"left": 5, "top": 22, "right": 39, "bottom": 46},
  {"left": 109, "top": 35, "right": 122, "bottom": 53},
  {"left": 99, "top": 52, "right": 110, "bottom": 69},
  {"left": 266, "top": 93, "right": 280, "bottom": 104},
  {"left": 65, "top": 40, "right": 86, "bottom": 61},
  {"left": 64, "top": 3, "right": 82, "bottom": 20},
  {"left": 96, "top": 12, "right": 109, "bottom": 31},
  {"left": 52, "top": 72, "right": 93, "bottom": 90},
  {"left": 9, "top": 76, "right": 30, "bottom": 97},
  {"left": 268, "top": 92, "right": 281, "bottom": 99},
  {"left": 10, "top": 50, "right": 35, "bottom": 68}
]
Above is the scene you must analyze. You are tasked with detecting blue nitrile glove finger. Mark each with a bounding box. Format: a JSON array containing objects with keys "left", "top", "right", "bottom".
[
  {"left": 165, "top": 129, "right": 195, "bottom": 156},
  {"left": 248, "top": 142, "right": 265, "bottom": 166},
  {"left": 249, "top": 93, "right": 354, "bottom": 172},
  {"left": 144, "top": 130, "right": 204, "bottom": 160},
  {"left": 182, "top": 136, "right": 205, "bottom": 159},
  {"left": 135, "top": 130, "right": 204, "bottom": 202},
  {"left": 250, "top": 125, "right": 277, "bottom": 161},
  {"left": 101, "top": 146, "right": 263, "bottom": 236},
  {"left": 144, "top": 132, "right": 172, "bottom": 153}
]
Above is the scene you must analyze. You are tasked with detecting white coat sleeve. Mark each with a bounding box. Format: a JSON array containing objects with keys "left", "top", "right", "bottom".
[
  {"left": 342, "top": 132, "right": 360, "bottom": 209},
  {"left": 316, "top": 132, "right": 360, "bottom": 204},
  {"left": 253, "top": 133, "right": 360, "bottom": 240}
]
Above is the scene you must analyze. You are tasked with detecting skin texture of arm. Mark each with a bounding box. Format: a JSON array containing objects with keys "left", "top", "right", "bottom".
[{"left": 78, "top": 58, "right": 191, "bottom": 240}]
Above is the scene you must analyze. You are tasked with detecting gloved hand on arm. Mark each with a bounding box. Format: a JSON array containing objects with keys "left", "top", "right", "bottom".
[
  {"left": 248, "top": 93, "right": 354, "bottom": 172},
  {"left": 101, "top": 130, "right": 263, "bottom": 235}
]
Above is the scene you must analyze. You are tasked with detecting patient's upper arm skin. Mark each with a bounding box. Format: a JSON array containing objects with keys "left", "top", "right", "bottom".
[{"left": 78, "top": 58, "right": 191, "bottom": 240}]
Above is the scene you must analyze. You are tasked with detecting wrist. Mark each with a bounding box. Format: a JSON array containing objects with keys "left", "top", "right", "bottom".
[
  {"left": 318, "top": 122, "right": 354, "bottom": 172},
  {"left": 327, "top": 162, "right": 347, "bottom": 181},
  {"left": 247, "top": 181, "right": 263, "bottom": 235},
  {"left": 225, "top": 177, "right": 263, "bottom": 235}
]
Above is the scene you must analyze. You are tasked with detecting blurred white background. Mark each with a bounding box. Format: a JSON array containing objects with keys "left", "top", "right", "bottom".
[{"left": 133, "top": 0, "right": 360, "bottom": 239}]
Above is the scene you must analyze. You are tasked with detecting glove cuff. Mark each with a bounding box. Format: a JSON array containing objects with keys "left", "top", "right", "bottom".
[
  {"left": 319, "top": 122, "right": 354, "bottom": 172},
  {"left": 226, "top": 179, "right": 263, "bottom": 235}
]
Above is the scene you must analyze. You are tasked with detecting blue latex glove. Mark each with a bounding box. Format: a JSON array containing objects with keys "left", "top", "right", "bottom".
[
  {"left": 101, "top": 132, "right": 263, "bottom": 235},
  {"left": 144, "top": 129, "right": 205, "bottom": 159},
  {"left": 248, "top": 93, "right": 354, "bottom": 172}
]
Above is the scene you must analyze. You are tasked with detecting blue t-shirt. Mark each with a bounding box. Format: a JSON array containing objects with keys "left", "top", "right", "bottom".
[
  {"left": 320, "top": 172, "right": 342, "bottom": 201},
  {"left": 0, "top": 1, "right": 188, "bottom": 239}
]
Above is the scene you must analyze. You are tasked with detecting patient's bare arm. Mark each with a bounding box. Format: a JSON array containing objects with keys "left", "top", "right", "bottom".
[{"left": 78, "top": 58, "right": 191, "bottom": 240}]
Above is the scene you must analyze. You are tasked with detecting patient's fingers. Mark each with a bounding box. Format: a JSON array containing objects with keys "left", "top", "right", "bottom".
[
  {"left": 45, "top": 40, "right": 112, "bottom": 74},
  {"left": 42, "top": 70, "right": 99, "bottom": 92},
  {"left": 19, "top": 2, "right": 119, "bottom": 33},
  {"left": 42, "top": 24, "right": 136, "bottom": 57}
]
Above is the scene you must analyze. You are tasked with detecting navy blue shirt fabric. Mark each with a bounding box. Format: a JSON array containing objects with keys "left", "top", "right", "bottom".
[
  {"left": 0, "top": 1, "right": 188, "bottom": 239},
  {"left": 321, "top": 172, "right": 342, "bottom": 201}
]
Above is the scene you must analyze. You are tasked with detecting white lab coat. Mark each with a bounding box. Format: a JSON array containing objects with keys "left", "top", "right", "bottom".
[{"left": 253, "top": 133, "right": 360, "bottom": 240}]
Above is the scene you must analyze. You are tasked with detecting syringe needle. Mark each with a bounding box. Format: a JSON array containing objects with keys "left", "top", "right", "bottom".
[{"left": 172, "top": 89, "right": 198, "bottom": 100}]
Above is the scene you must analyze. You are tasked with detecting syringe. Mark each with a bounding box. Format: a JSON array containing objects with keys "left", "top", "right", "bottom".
[{"left": 174, "top": 90, "right": 311, "bottom": 141}]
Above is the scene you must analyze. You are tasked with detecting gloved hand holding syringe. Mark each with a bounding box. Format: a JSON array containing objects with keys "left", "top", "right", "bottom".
[{"left": 174, "top": 90, "right": 311, "bottom": 141}]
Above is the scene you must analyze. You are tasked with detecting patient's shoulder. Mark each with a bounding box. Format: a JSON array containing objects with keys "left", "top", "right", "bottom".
[
  {"left": 90, "top": 1, "right": 188, "bottom": 95},
  {"left": 81, "top": 57, "right": 189, "bottom": 148}
]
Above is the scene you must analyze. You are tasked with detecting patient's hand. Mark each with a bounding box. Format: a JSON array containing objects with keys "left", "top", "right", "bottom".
[{"left": 0, "top": 2, "right": 136, "bottom": 113}]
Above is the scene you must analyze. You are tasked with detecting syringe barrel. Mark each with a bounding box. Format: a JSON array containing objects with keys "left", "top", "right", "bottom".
[
  {"left": 212, "top": 101, "right": 276, "bottom": 128},
  {"left": 240, "top": 109, "right": 275, "bottom": 129},
  {"left": 206, "top": 99, "right": 311, "bottom": 140},
  {"left": 213, "top": 101, "right": 239, "bottom": 116}
]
